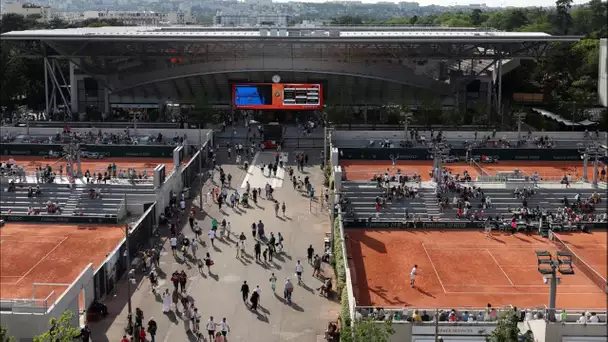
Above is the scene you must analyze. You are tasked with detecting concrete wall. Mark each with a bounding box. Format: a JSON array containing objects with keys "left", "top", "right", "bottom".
[
  {"left": 155, "top": 168, "right": 183, "bottom": 219},
  {"left": 332, "top": 130, "right": 603, "bottom": 143},
  {"left": 0, "top": 264, "right": 94, "bottom": 341},
  {"left": 546, "top": 322, "right": 608, "bottom": 342},
  {"left": 0, "top": 127, "right": 213, "bottom": 147},
  {"left": 369, "top": 319, "right": 607, "bottom": 342}
]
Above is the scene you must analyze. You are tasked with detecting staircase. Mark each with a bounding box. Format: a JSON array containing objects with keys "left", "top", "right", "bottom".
[
  {"left": 420, "top": 190, "right": 442, "bottom": 220},
  {"left": 62, "top": 191, "right": 81, "bottom": 215}
]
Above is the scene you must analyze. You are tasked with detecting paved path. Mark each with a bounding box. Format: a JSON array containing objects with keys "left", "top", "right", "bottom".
[{"left": 89, "top": 148, "right": 338, "bottom": 342}]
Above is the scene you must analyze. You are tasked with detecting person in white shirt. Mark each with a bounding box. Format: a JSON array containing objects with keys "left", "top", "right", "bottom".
[
  {"left": 295, "top": 261, "right": 304, "bottom": 284},
  {"left": 170, "top": 236, "right": 178, "bottom": 256},
  {"left": 206, "top": 316, "right": 217, "bottom": 340},
  {"left": 410, "top": 265, "right": 418, "bottom": 287},
  {"left": 208, "top": 229, "right": 216, "bottom": 247},
  {"left": 220, "top": 317, "right": 230, "bottom": 338},
  {"left": 588, "top": 313, "right": 599, "bottom": 323},
  {"left": 577, "top": 313, "right": 587, "bottom": 323}
]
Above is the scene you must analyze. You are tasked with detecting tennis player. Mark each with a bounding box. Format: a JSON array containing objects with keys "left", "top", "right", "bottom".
[
  {"left": 484, "top": 223, "right": 492, "bottom": 238},
  {"left": 410, "top": 264, "right": 418, "bottom": 287}
]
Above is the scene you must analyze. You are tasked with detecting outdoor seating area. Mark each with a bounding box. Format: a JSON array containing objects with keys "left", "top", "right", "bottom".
[
  {"left": 445, "top": 187, "right": 607, "bottom": 224},
  {"left": 340, "top": 181, "right": 430, "bottom": 221},
  {"left": 0, "top": 181, "right": 157, "bottom": 219},
  {"left": 0, "top": 182, "right": 72, "bottom": 216},
  {"left": 73, "top": 183, "right": 156, "bottom": 217}
]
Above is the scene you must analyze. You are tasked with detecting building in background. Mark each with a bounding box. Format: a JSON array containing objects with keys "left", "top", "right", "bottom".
[
  {"left": 599, "top": 38, "right": 607, "bottom": 108},
  {"left": 3, "top": 3, "right": 52, "bottom": 21},
  {"left": 213, "top": 12, "right": 290, "bottom": 27},
  {"left": 81, "top": 10, "right": 194, "bottom": 26}
]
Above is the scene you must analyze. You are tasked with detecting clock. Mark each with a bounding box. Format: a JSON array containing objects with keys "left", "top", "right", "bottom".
[{"left": 272, "top": 75, "right": 281, "bottom": 83}]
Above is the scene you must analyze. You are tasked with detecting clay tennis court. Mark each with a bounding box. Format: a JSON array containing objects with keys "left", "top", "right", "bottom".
[
  {"left": 553, "top": 231, "right": 608, "bottom": 283},
  {"left": 341, "top": 160, "right": 606, "bottom": 183},
  {"left": 479, "top": 161, "right": 606, "bottom": 182},
  {"left": 340, "top": 160, "right": 479, "bottom": 181},
  {"left": 346, "top": 229, "right": 607, "bottom": 309},
  {"left": 0, "top": 223, "right": 124, "bottom": 305},
  {"left": 1, "top": 155, "right": 175, "bottom": 176}
]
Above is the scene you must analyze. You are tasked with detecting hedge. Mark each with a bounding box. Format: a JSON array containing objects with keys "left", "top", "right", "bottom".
[{"left": 332, "top": 217, "right": 346, "bottom": 292}]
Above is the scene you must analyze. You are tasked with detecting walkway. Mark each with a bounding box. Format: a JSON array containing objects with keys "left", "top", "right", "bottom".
[{"left": 89, "top": 148, "right": 338, "bottom": 342}]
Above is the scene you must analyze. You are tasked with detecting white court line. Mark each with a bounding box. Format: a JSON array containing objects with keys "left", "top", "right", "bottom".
[
  {"left": 486, "top": 249, "right": 514, "bottom": 286},
  {"left": 446, "top": 291, "right": 602, "bottom": 295},
  {"left": 421, "top": 243, "right": 446, "bottom": 293},
  {"left": 444, "top": 284, "right": 598, "bottom": 288},
  {"left": 15, "top": 236, "right": 68, "bottom": 284}
]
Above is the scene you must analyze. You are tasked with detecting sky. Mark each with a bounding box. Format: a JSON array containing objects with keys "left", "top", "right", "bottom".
[{"left": 274, "top": 0, "right": 593, "bottom": 8}]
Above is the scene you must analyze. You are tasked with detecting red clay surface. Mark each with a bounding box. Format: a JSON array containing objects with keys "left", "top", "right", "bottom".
[
  {"left": 0, "top": 156, "right": 175, "bottom": 175},
  {"left": 341, "top": 160, "right": 607, "bottom": 183},
  {"left": 346, "top": 229, "right": 607, "bottom": 309},
  {"left": 0, "top": 223, "right": 124, "bottom": 304},
  {"left": 340, "top": 161, "right": 479, "bottom": 181},
  {"left": 554, "top": 231, "right": 608, "bottom": 283},
  {"left": 480, "top": 161, "right": 606, "bottom": 182}
]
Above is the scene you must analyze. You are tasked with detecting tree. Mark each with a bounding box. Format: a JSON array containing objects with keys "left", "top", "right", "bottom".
[
  {"left": 553, "top": 0, "right": 574, "bottom": 35},
  {"left": 33, "top": 311, "right": 81, "bottom": 342},
  {"left": 471, "top": 9, "right": 483, "bottom": 26},
  {"left": 485, "top": 309, "right": 533, "bottom": 342},
  {"left": 0, "top": 325, "right": 15, "bottom": 342},
  {"left": 192, "top": 94, "right": 215, "bottom": 128},
  {"left": 340, "top": 318, "right": 395, "bottom": 342}
]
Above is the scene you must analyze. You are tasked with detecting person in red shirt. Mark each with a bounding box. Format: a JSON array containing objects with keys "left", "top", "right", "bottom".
[
  {"left": 121, "top": 336, "right": 129, "bottom": 342},
  {"left": 139, "top": 327, "right": 146, "bottom": 341}
]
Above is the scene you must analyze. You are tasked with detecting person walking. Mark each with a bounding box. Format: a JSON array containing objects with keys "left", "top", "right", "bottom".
[
  {"left": 277, "top": 232, "right": 284, "bottom": 252},
  {"left": 307, "top": 245, "right": 314, "bottom": 264},
  {"left": 313, "top": 255, "right": 322, "bottom": 277},
  {"left": 147, "top": 318, "right": 157, "bottom": 342},
  {"left": 251, "top": 222, "right": 257, "bottom": 239},
  {"left": 410, "top": 264, "right": 418, "bottom": 288},
  {"left": 162, "top": 289, "right": 171, "bottom": 313},
  {"left": 269, "top": 273, "right": 277, "bottom": 293},
  {"left": 281, "top": 202, "right": 286, "bottom": 217},
  {"left": 170, "top": 235, "right": 178, "bottom": 256},
  {"left": 250, "top": 290, "right": 260, "bottom": 311},
  {"left": 254, "top": 241, "right": 261, "bottom": 261},
  {"left": 204, "top": 252, "right": 214, "bottom": 274},
  {"left": 179, "top": 270, "right": 187, "bottom": 292},
  {"left": 209, "top": 228, "right": 216, "bottom": 247},
  {"left": 295, "top": 261, "right": 304, "bottom": 284},
  {"left": 206, "top": 316, "right": 218, "bottom": 341},
  {"left": 219, "top": 317, "right": 230, "bottom": 340},
  {"left": 240, "top": 281, "right": 250, "bottom": 303},
  {"left": 284, "top": 278, "right": 294, "bottom": 305}
]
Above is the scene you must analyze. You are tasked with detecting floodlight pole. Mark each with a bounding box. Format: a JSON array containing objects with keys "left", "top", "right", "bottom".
[
  {"left": 547, "top": 262, "right": 558, "bottom": 322},
  {"left": 124, "top": 224, "right": 133, "bottom": 333}
]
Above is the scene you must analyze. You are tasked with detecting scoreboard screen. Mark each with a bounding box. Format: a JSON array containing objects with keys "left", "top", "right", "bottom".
[{"left": 233, "top": 83, "right": 322, "bottom": 110}]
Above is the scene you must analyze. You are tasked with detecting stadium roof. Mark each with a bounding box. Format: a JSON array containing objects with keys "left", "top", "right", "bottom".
[{"left": 0, "top": 26, "right": 582, "bottom": 43}]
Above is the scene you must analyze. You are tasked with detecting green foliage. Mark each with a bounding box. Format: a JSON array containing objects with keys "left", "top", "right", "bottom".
[
  {"left": 340, "top": 318, "right": 396, "bottom": 342},
  {"left": 33, "top": 311, "right": 80, "bottom": 342},
  {"left": 332, "top": 217, "right": 346, "bottom": 293},
  {"left": 192, "top": 94, "right": 217, "bottom": 127},
  {"left": 485, "top": 309, "right": 533, "bottom": 342},
  {"left": 0, "top": 325, "right": 15, "bottom": 342}
]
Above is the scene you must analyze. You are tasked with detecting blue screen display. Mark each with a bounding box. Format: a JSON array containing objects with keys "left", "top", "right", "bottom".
[{"left": 234, "top": 85, "right": 273, "bottom": 105}]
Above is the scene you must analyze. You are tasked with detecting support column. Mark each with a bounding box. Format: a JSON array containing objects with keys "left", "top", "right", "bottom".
[
  {"left": 486, "top": 79, "right": 492, "bottom": 118},
  {"left": 44, "top": 57, "right": 50, "bottom": 116},
  {"left": 548, "top": 268, "right": 558, "bottom": 322},
  {"left": 497, "top": 59, "right": 503, "bottom": 121},
  {"left": 69, "top": 61, "right": 78, "bottom": 114},
  {"left": 583, "top": 153, "right": 589, "bottom": 182},
  {"left": 593, "top": 157, "right": 599, "bottom": 186},
  {"left": 104, "top": 87, "right": 111, "bottom": 116}
]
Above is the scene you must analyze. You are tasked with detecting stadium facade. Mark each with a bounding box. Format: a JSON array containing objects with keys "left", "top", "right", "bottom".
[{"left": 1, "top": 26, "right": 581, "bottom": 117}]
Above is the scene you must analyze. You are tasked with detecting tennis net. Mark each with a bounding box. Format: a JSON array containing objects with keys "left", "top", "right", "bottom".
[
  {"left": 470, "top": 159, "right": 489, "bottom": 176},
  {"left": 551, "top": 231, "right": 607, "bottom": 293}
]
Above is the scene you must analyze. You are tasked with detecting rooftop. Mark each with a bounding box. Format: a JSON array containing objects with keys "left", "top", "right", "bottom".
[{"left": 0, "top": 26, "right": 580, "bottom": 43}]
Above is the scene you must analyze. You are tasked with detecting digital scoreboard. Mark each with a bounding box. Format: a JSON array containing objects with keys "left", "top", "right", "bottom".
[{"left": 232, "top": 83, "right": 323, "bottom": 110}]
